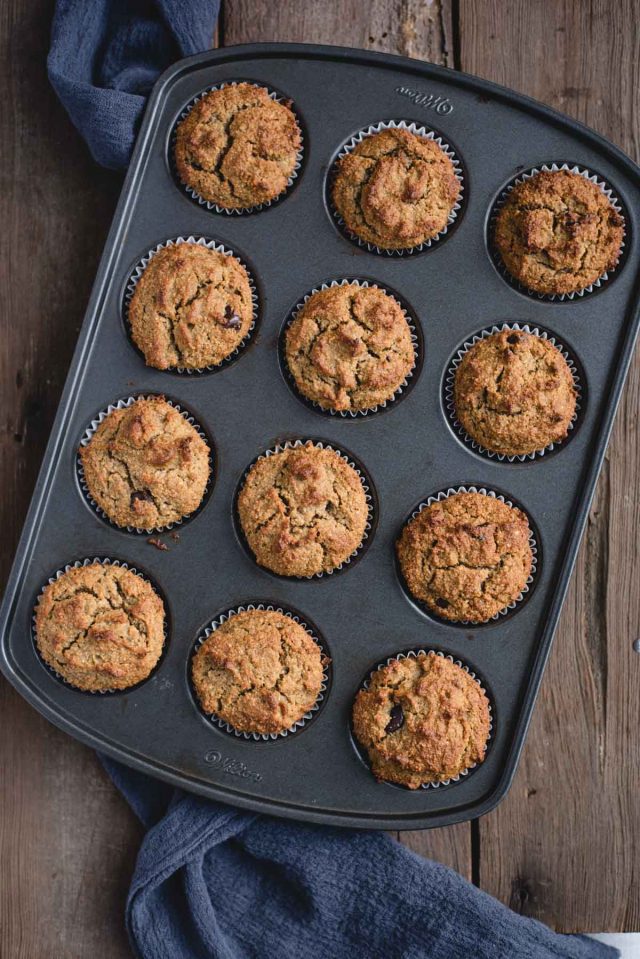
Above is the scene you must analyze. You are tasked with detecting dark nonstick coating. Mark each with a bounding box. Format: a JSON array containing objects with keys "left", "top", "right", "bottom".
[{"left": 1, "top": 44, "right": 639, "bottom": 829}]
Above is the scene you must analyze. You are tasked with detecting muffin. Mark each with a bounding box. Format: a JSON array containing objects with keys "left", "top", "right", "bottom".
[
  {"left": 353, "top": 652, "right": 491, "bottom": 788},
  {"left": 79, "top": 396, "right": 211, "bottom": 530},
  {"left": 192, "top": 609, "right": 325, "bottom": 735},
  {"left": 397, "top": 491, "right": 533, "bottom": 623},
  {"left": 129, "top": 243, "right": 253, "bottom": 370},
  {"left": 453, "top": 329, "right": 577, "bottom": 456},
  {"left": 237, "top": 443, "right": 369, "bottom": 577},
  {"left": 332, "top": 127, "right": 460, "bottom": 250},
  {"left": 494, "top": 170, "right": 624, "bottom": 296},
  {"left": 174, "top": 83, "right": 301, "bottom": 210},
  {"left": 34, "top": 563, "right": 165, "bottom": 691},
  {"left": 285, "top": 284, "right": 415, "bottom": 412}
]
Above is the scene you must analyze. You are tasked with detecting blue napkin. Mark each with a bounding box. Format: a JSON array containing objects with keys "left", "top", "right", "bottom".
[
  {"left": 103, "top": 758, "right": 616, "bottom": 959},
  {"left": 48, "top": 2, "right": 618, "bottom": 954},
  {"left": 48, "top": 0, "right": 219, "bottom": 169}
]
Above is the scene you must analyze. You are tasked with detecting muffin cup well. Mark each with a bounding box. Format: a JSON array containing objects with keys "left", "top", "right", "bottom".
[
  {"left": 488, "top": 162, "right": 627, "bottom": 301},
  {"left": 170, "top": 81, "right": 304, "bottom": 215},
  {"left": 234, "top": 439, "right": 376, "bottom": 580},
  {"left": 397, "top": 485, "right": 539, "bottom": 626},
  {"left": 190, "top": 603, "right": 330, "bottom": 741},
  {"left": 328, "top": 119, "right": 465, "bottom": 256},
  {"left": 77, "top": 394, "right": 215, "bottom": 534},
  {"left": 279, "top": 278, "right": 423, "bottom": 418},
  {"left": 444, "top": 322, "right": 584, "bottom": 462},
  {"left": 123, "top": 235, "right": 259, "bottom": 374},
  {"left": 354, "top": 648, "right": 493, "bottom": 790},
  {"left": 32, "top": 557, "right": 169, "bottom": 695}
]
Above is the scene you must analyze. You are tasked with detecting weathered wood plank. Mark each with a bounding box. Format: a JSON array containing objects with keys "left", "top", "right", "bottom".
[
  {"left": 460, "top": 0, "right": 640, "bottom": 931},
  {"left": 0, "top": 1, "right": 140, "bottom": 956},
  {"left": 224, "top": 0, "right": 471, "bottom": 879}
]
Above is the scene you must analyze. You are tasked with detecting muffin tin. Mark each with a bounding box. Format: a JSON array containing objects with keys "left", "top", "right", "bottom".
[{"left": 2, "top": 43, "right": 639, "bottom": 829}]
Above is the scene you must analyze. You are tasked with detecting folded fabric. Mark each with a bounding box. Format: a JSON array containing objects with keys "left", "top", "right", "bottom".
[
  {"left": 47, "top": 0, "right": 218, "bottom": 169},
  {"left": 103, "top": 758, "right": 617, "bottom": 959}
]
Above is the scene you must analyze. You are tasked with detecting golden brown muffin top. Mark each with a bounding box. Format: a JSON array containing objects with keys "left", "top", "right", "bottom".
[
  {"left": 285, "top": 284, "right": 415, "bottom": 412},
  {"left": 237, "top": 443, "right": 369, "bottom": 578},
  {"left": 453, "top": 329, "right": 577, "bottom": 456},
  {"left": 494, "top": 170, "right": 624, "bottom": 295},
  {"left": 79, "top": 396, "right": 211, "bottom": 530},
  {"left": 34, "top": 563, "right": 165, "bottom": 692},
  {"left": 332, "top": 127, "right": 460, "bottom": 250},
  {"left": 128, "top": 243, "right": 253, "bottom": 370},
  {"left": 396, "top": 491, "right": 533, "bottom": 623},
  {"left": 191, "top": 609, "right": 326, "bottom": 735},
  {"left": 174, "top": 83, "right": 301, "bottom": 210},
  {"left": 352, "top": 652, "right": 491, "bottom": 789}
]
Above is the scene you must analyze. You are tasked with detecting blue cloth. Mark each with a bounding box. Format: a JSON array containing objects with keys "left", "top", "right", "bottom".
[
  {"left": 103, "top": 758, "right": 617, "bottom": 959},
  {"left": 48, "top": 0, "right": 219, "bottom": 169}
]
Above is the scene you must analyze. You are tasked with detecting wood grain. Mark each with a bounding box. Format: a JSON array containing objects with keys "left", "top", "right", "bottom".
[
  {"left": 0, "top": 1, "right": 140, "bottom": 957},
  {"left": 459, "top": 0, "right": 640, "bottom": 931}
]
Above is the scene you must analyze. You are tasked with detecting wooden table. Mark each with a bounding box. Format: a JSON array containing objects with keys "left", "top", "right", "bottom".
[{"left": 2, "top": 1, "right": 639, "bottom": 954}]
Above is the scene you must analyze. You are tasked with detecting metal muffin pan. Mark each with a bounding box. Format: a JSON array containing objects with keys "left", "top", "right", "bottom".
[{"left": 2, "top": 43, "right": 639, "bottom": 830}]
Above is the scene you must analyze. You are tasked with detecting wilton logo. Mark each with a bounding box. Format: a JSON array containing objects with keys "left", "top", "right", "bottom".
[
  {"left": 395, "top": 86, "right": 453, "bottom": 115},
  {"left": 204, "top": 749, "right": 262, "bottom": 782}
]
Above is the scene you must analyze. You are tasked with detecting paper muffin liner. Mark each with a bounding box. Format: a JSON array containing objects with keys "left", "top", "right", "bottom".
[
  {"left": 280, "top": 278, "right": 422, "bottom": 418},
  {"left": 398, "top": 485, "right": 539, "bottom": 626},
  {"left": 329, "top": 119, "right": 465, "bottom": 256},
  {"left": 235, "top": 439, "right": 376, "bottom": 580},
  {"left": 77, "top": 394, "right": 214, "bottom": 534},
  {"left": 123, "top": 235, "right": 259, "bottom": 374},
  {"left": 32, "top": 557, "right": 168, "bottom": 695},
  {"left": 356, "top": 648, "right": 493, "bottom": 790},
  {"left": 191, "top": 603, "right": 330, "bottom": 741},
  {"left": 171, "top": 81, "right": 304, "bottom": 215},
  {"left": 444, "top": 322, "right": 584, "bottom": 462},
  {"left": 489, "top": 162, "right": 627, "bottom": 301}
]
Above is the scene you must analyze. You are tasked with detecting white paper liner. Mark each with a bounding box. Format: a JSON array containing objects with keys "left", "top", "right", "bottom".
[
  {"left": 444, "top": 323, "right": 583, "bottom": 462},
  {"left": 281, "top": 278, "right": 421, "bottom": 417},
  {"left": 400, "top": 485, "right": 539, "bottom": 625},
  {"left": 329, "top": 119, "right": 465, "bottom": 256},
  {"left": 489, "top": 162, "right": 626, "bottom": 301},
  {"left": 171, "top": 81, "right": 304, "bottom": 215},
  {"left": 32, "top": 557, "right": 168, "bottom": 694},
  {"left": 77, "top": 394, "right": 214, "bottom": 534},
  {"left": 123, "top": 235, "right": 258, "bottom": 374},
  {"left": 236, "top": 439, "right": 375, "bottom": 579},
  {"left": 359, "top": 649, "right": 493, "bottom": 790},
  {"left": 191, "top": 603, "right": 330, "bottom": 741}
]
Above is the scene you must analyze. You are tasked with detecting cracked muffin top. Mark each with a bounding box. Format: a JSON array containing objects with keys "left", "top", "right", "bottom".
[
  {"left": 285, "top": 283, "right": 415, "bottom": 412},
  {"left": 353, "top": 652, "right": 491, "bottom": 788},
  {"left": 331, "top": 127, "right": 460, "bottom": 250},
  {"left": 79, "top": 396, "right": 211, "bottom": 530},
  {"left": 191, "top": 609, "right": 326, "bottom": 734},
  {"left": 34, "top": 563, "right": 165, "bottom": 692},
  {"left": 396, "top": 491, "right": 533, "bottom": 623},
  {"left": 453, "top": 329, "right": 577, "bottom": 456},
  {"left": 237, "top": 443, "right": 369, "bottom": 577},
  {"left": 174, "top": 83, "right": 301, "bottom": 210},
  {"left": 494, "top": 170, "right": 624, "bottom": 295},
  {"left": 129, "top": 243, "right": 253, "bottom": 370}
]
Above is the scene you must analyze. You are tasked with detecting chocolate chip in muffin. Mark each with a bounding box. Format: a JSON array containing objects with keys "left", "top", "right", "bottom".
[
  {"left": 353, "top": 652, "right": 491, "bottom": 788},
  {"left": 332, "top": 127, "right": 460, "bottom": 250},
  {"left": 453, "top": 329, "right": 577, "bottom": 456},
  {"left": 494, "top": 169, "right": 624, "bottom": 296},
  {"left": 174, "top": 82, "right": 301, "bottom": 210},
  {"left": 396, "top": 491, "right": 533, "bottom": 623},
  {"left": 128, "top": 243, "right": 254, "bottom": 371}
]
